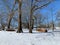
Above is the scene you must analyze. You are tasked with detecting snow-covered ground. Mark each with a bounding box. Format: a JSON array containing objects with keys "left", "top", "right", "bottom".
[{"left": 0, "top": 29, "right": 60, "bottom": 45}]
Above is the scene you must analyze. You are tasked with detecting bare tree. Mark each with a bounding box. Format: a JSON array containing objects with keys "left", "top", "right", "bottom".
[
  {"left": 7, "top": 1, "right": 17, "bottom": 29},
  {"left": 56, "top": 10, "right": 60, "bottom": 27},
  {"left": 29, "top": 0, "right": 53, "bottom": 33},
  {"left": 17, "top": 0, "right": 23, "bottom": 33},
  {"left": 50, "top": 8, "right": 54, "bottom": 30},
  {"left": 2, "top": 0, "right": 17, "bottom": 29}
]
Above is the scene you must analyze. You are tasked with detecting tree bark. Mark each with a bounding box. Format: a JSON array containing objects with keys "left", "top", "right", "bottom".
[
  {"left": 32, "top": 19, "right": 34, "bottom": 29},
  {"left": 7, "top": 18, "right": 11, "bottom": 29},
  {"left": 29, "top": 0, "right": 34, "bottom": 33},
  {"left": 29, "top": 8, "right": 33, "bottom": 33},
  {"left": 17, "top": 0, "right": 23, "bottom": 33}
]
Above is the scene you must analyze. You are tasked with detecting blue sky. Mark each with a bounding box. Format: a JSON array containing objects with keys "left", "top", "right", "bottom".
[
  {"left": 41, "top": 0, "right": 60, "bottom": 14},
  {"left": 38, "top": 0, "right": 60, "bottom": 22}
]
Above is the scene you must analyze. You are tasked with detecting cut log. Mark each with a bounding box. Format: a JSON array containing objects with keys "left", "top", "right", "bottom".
[
  {"left": 6, "top": 29, "right": 15, "bottom": 31},
  {"left": 37, "top": 28, "right": 47, "bottom": 32}
]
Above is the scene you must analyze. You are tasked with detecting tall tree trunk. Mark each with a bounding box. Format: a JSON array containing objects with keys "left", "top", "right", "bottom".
[
  {"left": 17, "top": 0, "right": 23, "bottom": 33},
  {"left": 29, "top": 8, "right": 33, "bottom": 33},
  {"left": 29, "top": 0, "right": 33, "bottom": 33}
]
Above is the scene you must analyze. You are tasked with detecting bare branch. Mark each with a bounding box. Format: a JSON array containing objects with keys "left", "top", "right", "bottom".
[{"left": 33, "top": 1, "right": 52, "bottom": 12}]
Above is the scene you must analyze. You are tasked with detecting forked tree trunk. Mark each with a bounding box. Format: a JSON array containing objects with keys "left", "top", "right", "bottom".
[{"left": 17, "top": 0, "right": 23, "bottom": 33}]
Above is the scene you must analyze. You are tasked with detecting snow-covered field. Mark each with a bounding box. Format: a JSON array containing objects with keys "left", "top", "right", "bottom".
[{"left": 0, "top": 29, "right": 60, "bottom": 45}]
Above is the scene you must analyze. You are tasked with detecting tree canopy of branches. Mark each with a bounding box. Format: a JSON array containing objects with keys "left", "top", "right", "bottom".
[
  {"left": 29, "top": 0, "right": 53, "bottom": 33},
  {"left": 0, "top": 0, "right": 54, "bottom": 33}
]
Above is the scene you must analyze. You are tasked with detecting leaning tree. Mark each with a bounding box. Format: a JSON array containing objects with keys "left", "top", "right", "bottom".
[{"left": 2, "top": 0, "right": 17, "bottom": 29}]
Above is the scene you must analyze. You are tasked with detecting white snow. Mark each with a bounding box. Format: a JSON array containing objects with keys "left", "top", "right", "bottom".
[
  {"left": 0, "top": 29, "right": 60, "bottom": 45},
  {"left": 55, "top": 27, "right": 60, "bottom": 29}
]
